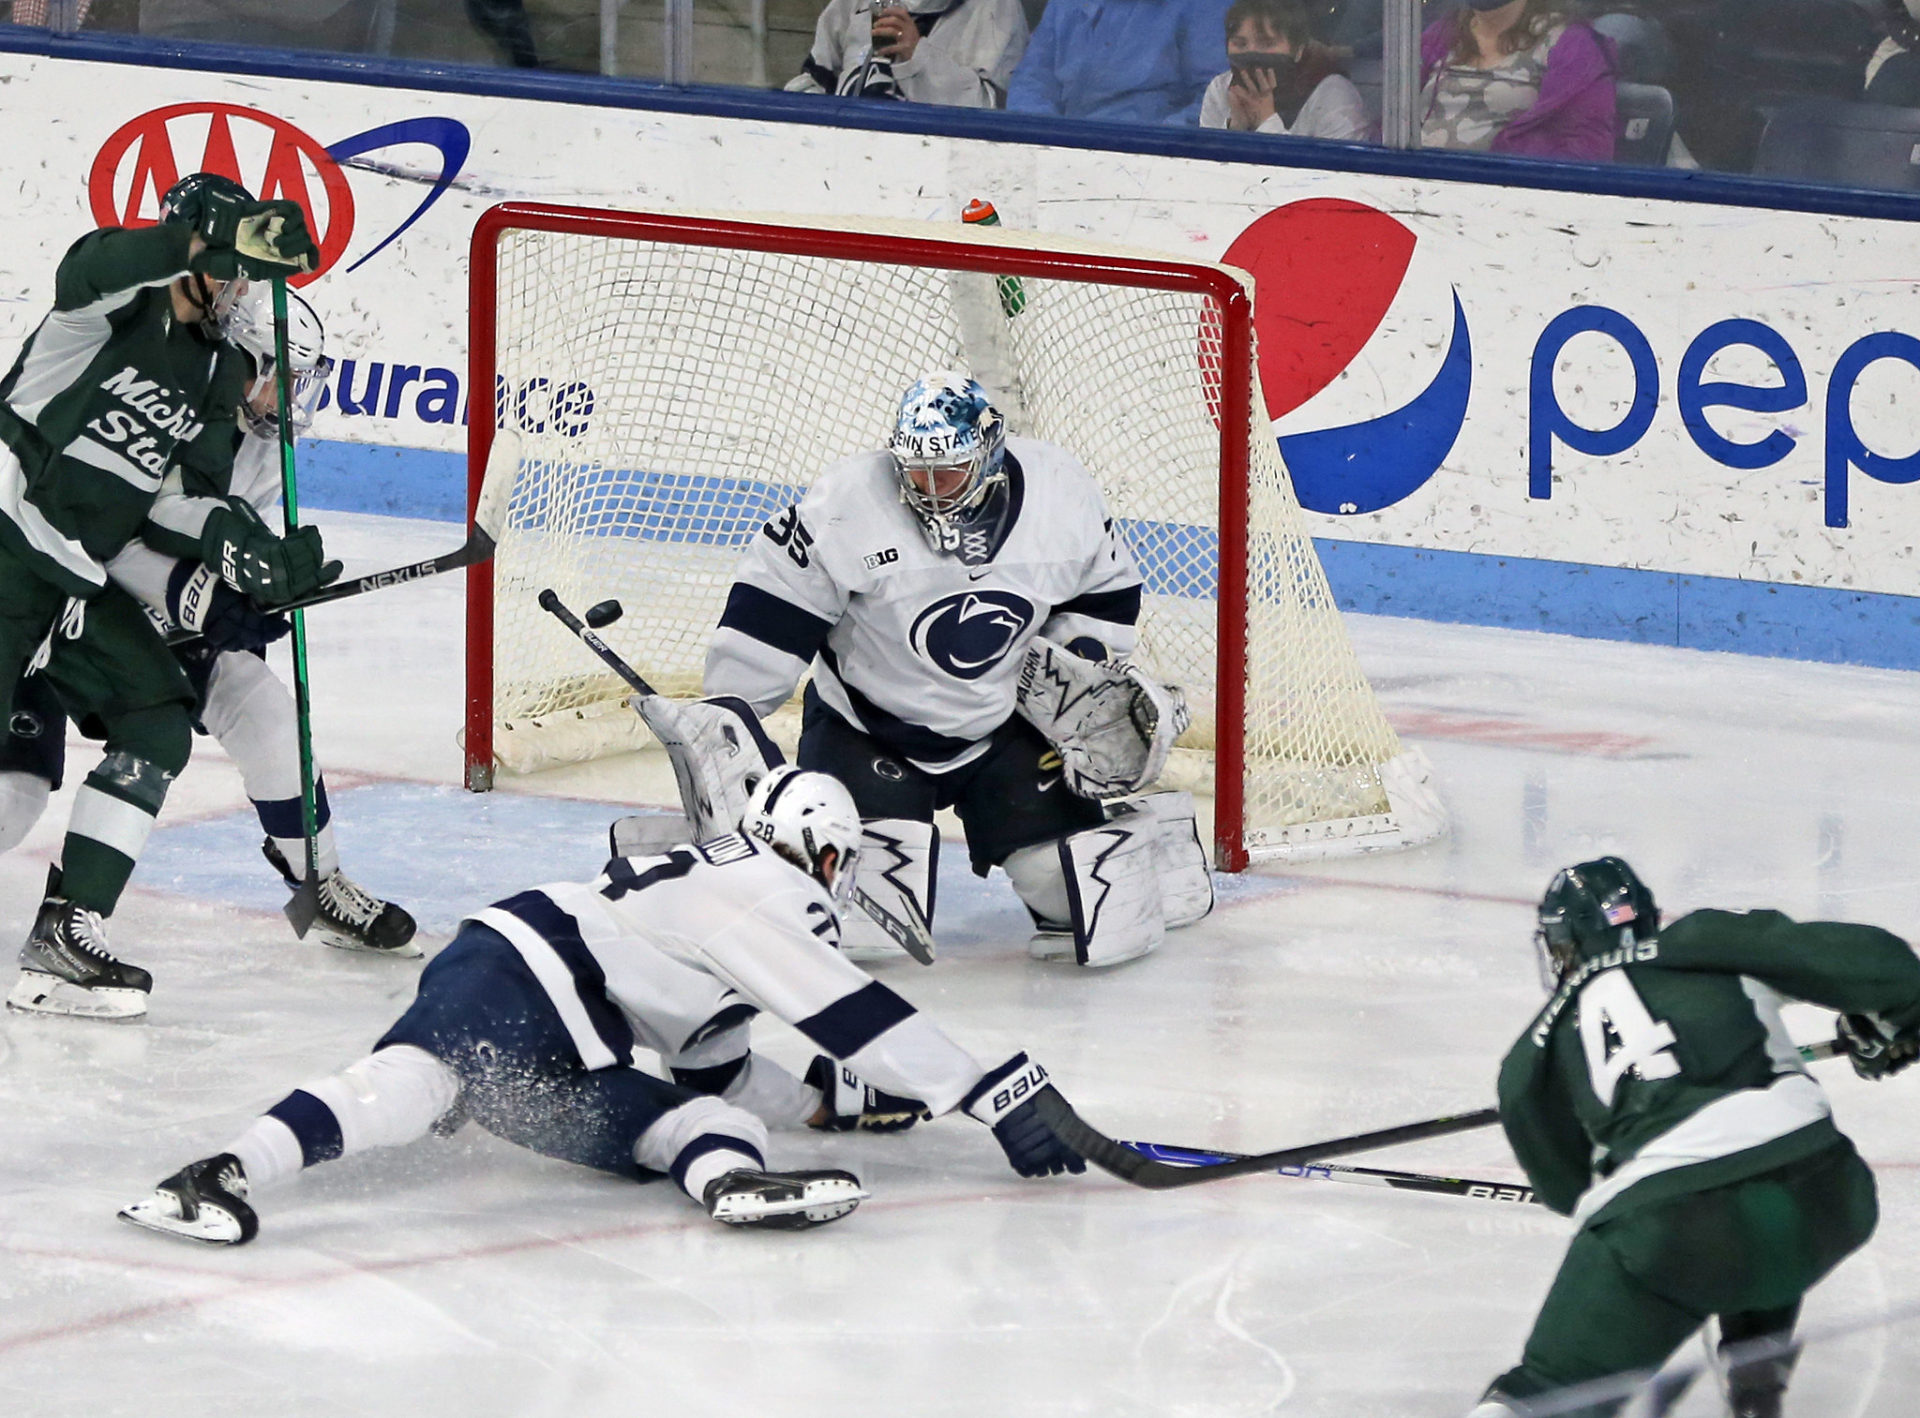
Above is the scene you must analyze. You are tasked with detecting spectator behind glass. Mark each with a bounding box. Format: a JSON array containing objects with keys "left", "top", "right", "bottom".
[
  {"left": 788, "top": 0, "right": 1030, "bottom": 106},
  {"left": 139, "top": 0, "right": 389, "bottom": 50},
  {"left": 1007, "top": 0, "right": 1236, "bottom": 125},
  {"left": 1199, "top": 0, "right": 1371, "bottom": 139},
  {"left": 1419, "top": 0, "right": 1616, "bottom": 161},
  {"left": 1866, "top": 0, "right": 1920, "bottom": 107}
]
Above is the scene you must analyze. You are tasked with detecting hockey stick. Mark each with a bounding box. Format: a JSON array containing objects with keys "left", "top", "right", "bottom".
[
  {"left": 538, "top": 588, "right": 936, "bottom": 965},
  {"left": 273, "top": 278, "right": 322, "bottom": 937},
  {"left": 1032, "top": 1088, "right": 1502, "bottom": 1191},
  {"left": 166, "top": 431, "right": 519, "bottom": 648},
  {"left": 1098, "top": 1039, "right": 1850, "bottom": 1197}
]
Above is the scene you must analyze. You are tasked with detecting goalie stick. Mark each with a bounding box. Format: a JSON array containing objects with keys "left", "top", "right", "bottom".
[
  {"left": 1086, "top": 1038, "right": 1848, "bottom": 1196},
  {"left": 537, "top": 589, "right": 935, "bottom": 964},
  {"left": 169, "top": 431, "right": 519, "bottom": 648}
]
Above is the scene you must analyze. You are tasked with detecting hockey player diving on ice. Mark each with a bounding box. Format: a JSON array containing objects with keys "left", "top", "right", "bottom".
[
  {"left": 120, "top": 767, "right": 1087, "bottom": 1243},
  {"left": 640, "top": 369, "right": 1216, "bottom": 969},
  {"left": 1469, "top": 857, "right": 1920, "bottom": 1418},
  {"left": 0, "top": 282, "right": 415, "bottom": 965},
  {"left": 0, "top": 171, "right": 339, "bottom": 1021}
]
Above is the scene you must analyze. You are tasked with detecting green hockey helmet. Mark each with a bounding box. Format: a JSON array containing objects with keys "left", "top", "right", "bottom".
[{"left": 1535, "top": 856, "right": 1657, "bottom": 985}]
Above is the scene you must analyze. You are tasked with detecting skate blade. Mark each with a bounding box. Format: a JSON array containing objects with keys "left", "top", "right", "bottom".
[
  {"left": 6, "top": 971, "right": 148, "bottom": 1021},
  {"left": 118, "top": 1195, "right": 250, "bottom": 1245},
  {"left": 839, "top": 939, "right": 909, "bottom": 963},
  {"left": 309, "top": 923, "right": 423, "bottom": 959},
  {"left": 1027, "top": 931, "right": 1075, "bottom": 962},
  {"left": 711, "top": 1177, "right": 869, "bottom": 1230}
]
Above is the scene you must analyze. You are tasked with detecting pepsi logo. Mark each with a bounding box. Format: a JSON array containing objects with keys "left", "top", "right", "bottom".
[
  {"left": 909, "top": 591, "right": 1034, "bottom": 680},
  {"left": 1224, "top": 198, "right": 1471, "bottom": 516}
]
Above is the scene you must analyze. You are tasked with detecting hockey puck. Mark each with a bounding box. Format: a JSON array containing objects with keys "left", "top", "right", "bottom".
[{"left": 585, "top": 600, "right": 624, "bottom": 629}]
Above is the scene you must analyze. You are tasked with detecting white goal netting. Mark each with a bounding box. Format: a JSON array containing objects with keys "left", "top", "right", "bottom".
[{"left": 470, "top": 206, "right": 1443, "bottom": 866}]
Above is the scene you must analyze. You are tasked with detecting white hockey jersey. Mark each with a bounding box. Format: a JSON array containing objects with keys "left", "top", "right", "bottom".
[
  {"left": 785, "top": 0, "right": 1029, "bottom": 107},
  {"left": 465, "top": 832, "right": 991, "bottom": 1116},
  {"left": 704, "top": 437, "right": 1142, "bottom": 772}
]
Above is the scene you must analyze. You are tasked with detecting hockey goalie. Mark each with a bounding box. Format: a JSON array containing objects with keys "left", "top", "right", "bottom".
[{"left": 648, "top": 369, "right": 1213, "bottom": 968}]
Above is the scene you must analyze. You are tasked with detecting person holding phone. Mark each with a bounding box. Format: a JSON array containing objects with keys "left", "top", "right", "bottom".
[{"left": 786, "top": 0, "right": 1028, "bottom": 106}]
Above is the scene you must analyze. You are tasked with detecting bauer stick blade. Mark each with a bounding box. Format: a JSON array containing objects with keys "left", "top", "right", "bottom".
[
  {"left": 1032, "top": 1089, "right": 1501, "bottom": 1191},
  {"left": 1119, "top": 1141, "right": 1543, "bottom": 1206}
]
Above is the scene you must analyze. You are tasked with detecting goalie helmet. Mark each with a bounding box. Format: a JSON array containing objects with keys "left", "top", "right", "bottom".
[
  {"left": 1535, "top": 856, "right": 1657, "bottom": 987},
  {"left": 158, "top": 172, "right": 256, "bottom": 338},
  {"left": 742, "top": 767, "right": 863, "bottom": 908},
  {"left": 222, "top": 284, "right": 333, "bottom": 437},
  {"left": 888, "top": 370, "right": 1008, "bottom": 556}
]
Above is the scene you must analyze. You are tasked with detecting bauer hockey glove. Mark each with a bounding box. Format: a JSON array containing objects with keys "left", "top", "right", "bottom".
[
  {"left": 166, "top": 562, "right": 290, "bottom": 653},
  {"left": 191, "top": 192, "right": 319, "bottom": 279},
  {"left": 805, "top": 1055, "right": 929, "bottom": 1133},
  {"left": 1837, "top": 1013, "right": 1920, "bottom": 1081},
  {"left": 962, "top": 1053, "right": 1086, "bottom": 1179},
  {"left": 200, "top": 499, "right": 342, "bottom": 605}
]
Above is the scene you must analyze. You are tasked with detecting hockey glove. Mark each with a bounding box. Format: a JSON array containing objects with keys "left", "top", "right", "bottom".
[
  {"left": 167, "top": 562, "right": 290, "bottom": 653},
  {"left": 962, "top": 1053, "right": 1085, "bottom": 1178},
  {"left": 1837, "top": 1012, "right": 1920, "bottom": 1081},
  {"left": 191, "top": 193, "right": 319, "bottom": 279},
  {"left": 805, "top": 1054, "right": 929, "bottom": 1133},
  {"left": 199, "top": 500, "right": 342, "bottom": 605}
]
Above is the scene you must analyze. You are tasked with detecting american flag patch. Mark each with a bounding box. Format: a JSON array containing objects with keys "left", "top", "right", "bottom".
[{"left": 1604, "top": 902, "right": 1637, "bottom": 925}]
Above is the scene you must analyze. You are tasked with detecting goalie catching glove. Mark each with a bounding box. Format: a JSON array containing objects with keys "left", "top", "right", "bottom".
[
  {"left": 1014, "top": 636, "right": 1190, "bottom": 799},
  {"left": 199, "top": 498, "right": 341, "bottom": 606},
  {"left": 805, "top": 1055, "right": 929, "bottom": 1132},
  {"left": 962, "top": 1053, "right": 1085, "bottom": 1178}
]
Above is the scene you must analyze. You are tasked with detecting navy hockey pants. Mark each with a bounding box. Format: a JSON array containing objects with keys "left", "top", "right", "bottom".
[{"left": 379, "top": 923, "right": 697, "bottom": 1180}]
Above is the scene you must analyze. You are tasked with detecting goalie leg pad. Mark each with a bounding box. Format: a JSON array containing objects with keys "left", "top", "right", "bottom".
[
  {"left": 842, "top": 817, "right": 937, "bottom": 961},
  {"left": 1055, "top": 818, "right": 1165, "bottom": 967},
  {"left": 634, "top": 694, "right": 783, "bottom": 841},
  {"left": 1107, "top": 791, "right": 1214, "bottom": 928}
]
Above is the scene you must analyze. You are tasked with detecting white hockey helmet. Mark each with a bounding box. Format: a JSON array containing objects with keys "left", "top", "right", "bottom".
[
  {"left": 888, "top": 370, "right": 1007, "bottom": 534},
  {"left": 741, "top": 766, "right": 863, "bottom": 907},
  {"left": 222, "top": 284, "right": 333, "bottom": 437}
]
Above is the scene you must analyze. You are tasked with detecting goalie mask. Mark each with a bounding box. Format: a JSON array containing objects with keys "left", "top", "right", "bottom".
[
  {"left": 1535, "top": 856, "right": 1657, "bottom": 988},
  {"left": 888, "top": 371, "right": 1009, "bottom": 560},
  {"left": 742, "top": 766, "right": 863, "bottom": 908},
  {"left": 158, "top": 171, "right": 255, "bottom": 339},
  {"left": 222, "top": 285, "right": 334, "bottom": 437}
]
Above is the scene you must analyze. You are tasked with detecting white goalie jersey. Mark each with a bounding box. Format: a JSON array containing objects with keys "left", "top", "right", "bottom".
[
  {"left": 704, "top": 436, "right": 1143, "bottom": 771},
  {"left": 465, "top": 832, "right": 991, "bottom": 1115}
]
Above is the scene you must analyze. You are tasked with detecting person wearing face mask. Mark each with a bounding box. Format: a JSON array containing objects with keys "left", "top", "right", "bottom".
[
  {"left": 1419, "top": 0, "right": 1617, "bottom": 161},
  {"left": 1198, "top": 0, "right": 1371, "bottom": 138},
  {"left": 1865, "top": 0, "right": 1920, "bottom": 106}
]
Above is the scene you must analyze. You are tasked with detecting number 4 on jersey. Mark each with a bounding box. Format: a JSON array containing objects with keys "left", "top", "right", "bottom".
[{"left": 1578, "top": 969, "right": 1681, "bottom": 1105}]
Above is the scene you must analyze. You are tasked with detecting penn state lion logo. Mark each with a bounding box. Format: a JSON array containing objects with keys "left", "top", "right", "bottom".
[{"left": 909, "top": 591, "right": 1034, "bottom": 680}]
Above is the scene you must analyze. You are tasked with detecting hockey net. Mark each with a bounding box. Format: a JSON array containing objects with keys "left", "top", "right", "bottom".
[{"left": 464, "top": 203, "right": 1443, "bottom": 870}]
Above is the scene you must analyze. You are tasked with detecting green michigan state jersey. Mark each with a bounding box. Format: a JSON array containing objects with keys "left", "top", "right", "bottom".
[
  {"left": 0, "top": 222, "right": 250, "bottom": 596},
  {"left": 1499, "top": 909, "right": 1920, "bottom": 1228}
]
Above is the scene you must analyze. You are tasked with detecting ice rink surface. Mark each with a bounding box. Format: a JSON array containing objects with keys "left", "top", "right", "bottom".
[{"left": 1, "top": 513, "right": 1915, "bottom": 1417}]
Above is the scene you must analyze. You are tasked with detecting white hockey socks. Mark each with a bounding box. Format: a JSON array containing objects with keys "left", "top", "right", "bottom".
[
  {"left": 635, "top": 1095, "right": 771, "bottom": 1204},
  {"left": 235, "top": 1045, "right": 461, "bottom": 1188},
  {"left": 0, "top": 769, "right": 51, "bottom": 855},
  {"left": 842, "top": 818, "right": 937, "bottom": 961}
]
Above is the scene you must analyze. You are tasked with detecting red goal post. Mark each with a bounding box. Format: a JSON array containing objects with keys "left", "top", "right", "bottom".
[{"left": 464, "top": 201, "right": 1442, "bottom": 872}]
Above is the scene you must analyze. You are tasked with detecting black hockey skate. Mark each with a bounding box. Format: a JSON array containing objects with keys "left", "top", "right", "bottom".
[
  {"left": 262, "top": 839, "right": 420, "bottom": 958},
  {"left": 119, "top": 1153, "right": 258, "bottom": 1245},
  {"left": 702, "top": 1168, "right": 867, "bottom": 1230},
  {"left": 7, "top": 875, "right": 152, "bottom": 1021}
]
